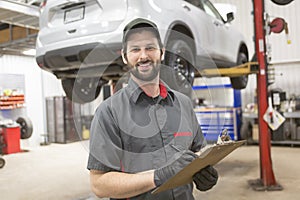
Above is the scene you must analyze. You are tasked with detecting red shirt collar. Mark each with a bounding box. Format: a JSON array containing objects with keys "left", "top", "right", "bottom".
[
  {"left": 159, "top": 81, "right": 168, "bottom": 99},
  {"left": 142, "top": 81, "right": 167, "bottom": 99}
]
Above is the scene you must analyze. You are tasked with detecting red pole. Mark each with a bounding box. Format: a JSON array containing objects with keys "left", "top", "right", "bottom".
[{"left": 250, "top": 0, "right": 282, "bottom": 190}]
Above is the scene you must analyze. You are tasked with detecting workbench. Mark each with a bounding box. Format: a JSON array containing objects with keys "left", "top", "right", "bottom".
[{"left": 242, "top": 111, "right": 300, "bottom": 146}]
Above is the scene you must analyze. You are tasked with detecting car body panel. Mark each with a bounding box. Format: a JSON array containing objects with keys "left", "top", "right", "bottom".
[{"left": 36, "top": 0, "right": 247, "bottom": 81}]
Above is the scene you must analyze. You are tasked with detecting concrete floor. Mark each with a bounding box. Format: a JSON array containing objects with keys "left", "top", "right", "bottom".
[{"left": 1, "top": 140, "right": 300, "bottom": 200}]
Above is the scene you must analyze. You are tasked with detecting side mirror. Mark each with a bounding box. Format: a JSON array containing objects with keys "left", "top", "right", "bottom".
[{"left": 226, "top": 12, "right": 234, "bottom": 23}]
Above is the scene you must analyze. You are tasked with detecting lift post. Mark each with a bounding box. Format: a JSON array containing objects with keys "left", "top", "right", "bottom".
[{"left": 248, "top": 0, "right": 282, "bottom": 191}]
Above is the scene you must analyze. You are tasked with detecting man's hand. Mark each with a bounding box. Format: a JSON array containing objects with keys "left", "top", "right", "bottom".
[
  {"left": 154, "top": 150, "right": 197, "bottom": 187},
  {"left": 193, "top": 165, "right": 218, "bottom": 191}
]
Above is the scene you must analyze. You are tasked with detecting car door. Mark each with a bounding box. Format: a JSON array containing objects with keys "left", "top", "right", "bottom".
[
  {"left": 182, "top": 0, "right": 215, "bottom": 60},
  {"left": 201, "top": 0, "right": 236, "bottom": 63},
  {"left": 185, "top": 0, "right": 231, "bottom": 68}
]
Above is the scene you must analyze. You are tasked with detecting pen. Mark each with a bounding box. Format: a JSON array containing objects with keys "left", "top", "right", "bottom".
[{"left": 171, "top": 144, "right": 200, "bottom": 158}]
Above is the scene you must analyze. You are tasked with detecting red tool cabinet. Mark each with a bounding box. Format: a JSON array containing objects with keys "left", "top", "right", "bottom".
[{"left": 0, "top": 126, "right": 21, "bottom": 154}]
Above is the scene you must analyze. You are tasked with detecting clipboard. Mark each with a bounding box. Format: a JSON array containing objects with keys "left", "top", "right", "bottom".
[{"left": 152, "top": 140, "right": 246, "bottom": 194}]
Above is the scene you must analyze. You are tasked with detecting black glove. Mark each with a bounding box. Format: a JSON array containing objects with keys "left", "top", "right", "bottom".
[
  {"left": 193, "top": 165, "right": 218, "bottom": 191},
  {"left": 154, "top": 150, "right": 197, "bottom": 187}
]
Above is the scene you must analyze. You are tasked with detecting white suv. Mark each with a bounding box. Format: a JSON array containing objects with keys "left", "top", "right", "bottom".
[{"left": 36, "top": 0, "right": 249, "bottom": 103}]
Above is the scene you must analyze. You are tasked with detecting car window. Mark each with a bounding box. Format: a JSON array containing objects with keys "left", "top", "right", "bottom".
[
  {"left": 184, "top": 0, "right": 204, "bottom": 10},
  {"left": 202, "top": 0, "right": 223, "bottom": 21}
]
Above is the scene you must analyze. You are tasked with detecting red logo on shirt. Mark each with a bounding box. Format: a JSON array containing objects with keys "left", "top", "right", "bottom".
[{"left": 173, "top": 132, "right": 192, "bottom": 137}]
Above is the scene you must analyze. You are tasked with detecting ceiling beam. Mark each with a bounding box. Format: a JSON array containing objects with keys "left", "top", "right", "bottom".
[{"left": 0, "top": 0, "right": 39, "bottom": 29}]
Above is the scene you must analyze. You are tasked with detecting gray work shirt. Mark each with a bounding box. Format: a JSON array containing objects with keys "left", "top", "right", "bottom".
[{"left": 87, "top": 78, "right": 205, "bottom": 200}]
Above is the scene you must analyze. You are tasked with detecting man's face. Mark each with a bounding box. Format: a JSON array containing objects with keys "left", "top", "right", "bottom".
[{"left": 123, "top": 30, "right": 163, "bottom": 82}]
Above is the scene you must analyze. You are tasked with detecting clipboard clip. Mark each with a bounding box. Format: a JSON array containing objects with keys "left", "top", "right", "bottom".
[{"left": 217, "top": 128, "right": 232, "bottom": 145}]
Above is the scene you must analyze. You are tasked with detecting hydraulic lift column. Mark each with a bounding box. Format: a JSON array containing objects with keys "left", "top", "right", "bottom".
[{"left": 249, "top": 0, "right": 282, "bottom": 190}]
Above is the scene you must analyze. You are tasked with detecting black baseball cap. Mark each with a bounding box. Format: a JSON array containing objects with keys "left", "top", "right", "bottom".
[{"left": 122, "top": 18, "right": 163, "bottom": 49}]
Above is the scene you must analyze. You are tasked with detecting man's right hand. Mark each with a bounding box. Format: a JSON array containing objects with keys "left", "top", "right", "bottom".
[{"left": 153, "top": 150, "right": 197, "bottom": 187}]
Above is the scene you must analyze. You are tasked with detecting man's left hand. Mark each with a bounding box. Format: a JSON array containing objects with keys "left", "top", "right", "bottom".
[{"left": 193, "top": 165, "right": 218, "bottom": 191}]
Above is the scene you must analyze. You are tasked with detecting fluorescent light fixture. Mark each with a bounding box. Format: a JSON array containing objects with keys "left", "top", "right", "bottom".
[{"left": 23, "top": 49, "right": 36, "bottom": 56}]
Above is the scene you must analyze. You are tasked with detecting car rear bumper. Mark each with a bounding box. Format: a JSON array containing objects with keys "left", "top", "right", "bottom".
[{"left": 36, "top": 42, "right": 123, "bottom": 77}]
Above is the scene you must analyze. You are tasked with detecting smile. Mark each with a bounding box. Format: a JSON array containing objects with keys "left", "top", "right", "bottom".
[{"left": 137, "top": 62, "right": 153, "bottom": 71}]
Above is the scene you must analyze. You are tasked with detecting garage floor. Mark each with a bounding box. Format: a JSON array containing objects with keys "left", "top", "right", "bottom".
[{"left": 1, "top": 140, "right": 300, "bottom": 200}]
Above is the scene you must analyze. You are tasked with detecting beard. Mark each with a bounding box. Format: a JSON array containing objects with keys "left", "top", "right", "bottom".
[{"left": 129, "top": 60, "right": 161, "bottom": 82}]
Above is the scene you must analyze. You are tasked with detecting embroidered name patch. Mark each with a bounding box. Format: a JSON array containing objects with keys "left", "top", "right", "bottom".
[{"left": 173, "top": 132, "right": 192, "bottom": 137}]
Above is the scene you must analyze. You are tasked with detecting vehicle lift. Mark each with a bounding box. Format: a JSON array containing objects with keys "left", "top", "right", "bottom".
[
  {"left": 200, "top": 0, "right": 285, "bottom": 191},
  {"left": 200, "top": 61, "right": 259, "bottom": 77}
]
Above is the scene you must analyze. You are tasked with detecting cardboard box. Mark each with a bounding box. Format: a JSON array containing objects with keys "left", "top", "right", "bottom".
[{"left": 0, "top": 26, "right": 38, "bottom": 44}]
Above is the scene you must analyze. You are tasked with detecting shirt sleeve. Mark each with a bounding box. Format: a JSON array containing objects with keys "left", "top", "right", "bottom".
[{"left": 87, "top": 101, "right": 123, "bottom": 172}]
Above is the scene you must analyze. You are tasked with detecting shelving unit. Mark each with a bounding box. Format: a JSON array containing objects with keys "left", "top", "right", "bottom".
[
  {"left": 243, "top": 111, "right": 300, "bottom": 146},
  {"left": 0, "top": 74, "right": 26, "bottom": 112},
  {"left": 0, "top": 94, "right": 25, "bottom": 110}
]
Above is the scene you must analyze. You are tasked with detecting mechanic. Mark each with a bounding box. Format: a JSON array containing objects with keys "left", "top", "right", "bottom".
[{"left": 87, "top": 18, "right": 218, "bottom": 200}]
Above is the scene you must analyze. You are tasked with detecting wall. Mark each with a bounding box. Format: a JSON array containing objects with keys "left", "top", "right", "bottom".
[
  {"left": 211, "top": 0, "right": 300, "bottom": 107},
  {"left": 0, "top": 54, "right": 64, "bottom": 147}
]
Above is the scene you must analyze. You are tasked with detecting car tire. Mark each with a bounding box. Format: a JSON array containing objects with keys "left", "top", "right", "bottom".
[
  {"left": 16, "top": 116, "right": 33, "bottom": 139},
  {"left": 271, "top": 0, "right": 294, "bottom": 5},
  {"left": 230, "top": 52, "right": 248, "bottom": 90},
  {"left": 0, "top": 157, "right": 5, "bottom": 168},
  {"left": 161, "top": 39, "right": 195, "bottom": 97},
  {"left": 62, "top": 78, "right": 103, "bottom": 104}
]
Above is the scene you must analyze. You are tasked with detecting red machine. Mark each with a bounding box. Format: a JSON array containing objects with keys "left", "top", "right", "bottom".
[
  {"left": 0, "top": 125, "right": 21, "bottom": 154},
  {"left": 0, "top": 117, "right": 33, "bottom": 169}
]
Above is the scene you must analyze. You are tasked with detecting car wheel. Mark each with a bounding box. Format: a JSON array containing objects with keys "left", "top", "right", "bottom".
[
  {"left": 16, "top": 116, "right": 33, "bottom": 139},
  {"left": 62, "top": 78, "right": 103, "bottom": 104},
  {"left": 271, "top": 0, "right": 294, "bottom": 5},
  {"left": 230, "top": 52, "right": 248, "bottom": 89},
  {"left": 161, "top": 39, "right": 195, "bottom": 97},
  {"left": 0, "top": 158, "right": 5, "bottom": 168}
]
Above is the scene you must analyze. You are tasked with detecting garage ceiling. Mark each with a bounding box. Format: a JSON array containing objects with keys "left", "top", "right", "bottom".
[{"left": 0, "top": 0, "right": 40, "bottom": 56}]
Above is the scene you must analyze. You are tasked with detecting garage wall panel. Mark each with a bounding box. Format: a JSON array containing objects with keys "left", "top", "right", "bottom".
[
  {"left": 265, "top": 1, "right": 299, "bottom": 63},
  {"left": 0, "top": 55, "right": 63, "bottom": 147},
  {"left": 211, "top": 0, "right": 300, "bottom": 107},
  {"left": 268, "top": 63, "right": 300, "bottom": 97},
  {"left": 211, "top": 0, "right": 299, "bottom": 63}
]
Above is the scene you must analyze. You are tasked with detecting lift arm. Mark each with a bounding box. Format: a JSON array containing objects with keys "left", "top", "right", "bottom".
[{"left": 200, "top": 62, "right": 259, "bottom": 77}]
